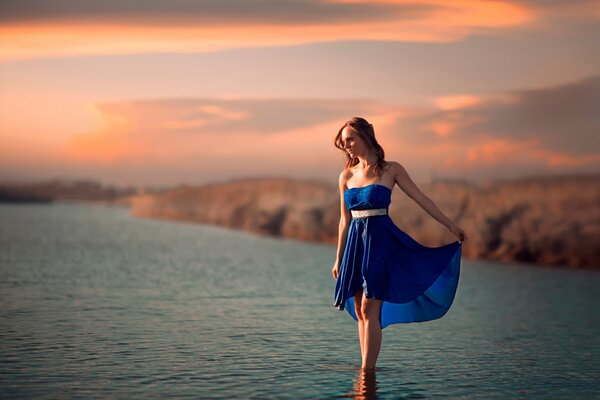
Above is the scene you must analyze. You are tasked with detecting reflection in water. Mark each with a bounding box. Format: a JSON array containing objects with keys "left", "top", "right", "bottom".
[
  {"left": 350, "top": 367, "right": 378, "bottom": 400},
  {"left": 341, "top": 367, "right": 428, "bottom": 400},
  {"left": 335, "top": 367, "right": 379, "bottom": 399}
]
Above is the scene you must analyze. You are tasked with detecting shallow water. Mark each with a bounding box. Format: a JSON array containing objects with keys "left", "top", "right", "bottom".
[{"left": 1, "top": 203, "right": 598, "bottom": 399}]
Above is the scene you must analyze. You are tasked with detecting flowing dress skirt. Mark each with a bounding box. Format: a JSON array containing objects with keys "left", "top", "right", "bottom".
[{"left": 334, "top": 214, "right": 462, "bottom": 329}]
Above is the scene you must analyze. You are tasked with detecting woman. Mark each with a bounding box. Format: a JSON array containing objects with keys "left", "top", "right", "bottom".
[{"left": 332, "top": 117, "right": 468, "bottom": 370}]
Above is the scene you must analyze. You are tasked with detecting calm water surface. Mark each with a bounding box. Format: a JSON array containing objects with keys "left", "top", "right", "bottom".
[{"left": 1, "top": 204, "right": 599, "bottom": 399}]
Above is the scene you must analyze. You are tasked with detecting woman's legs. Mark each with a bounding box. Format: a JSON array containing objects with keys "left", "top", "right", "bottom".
[
  {"left": 353, "top": 289, "right": 365, "bottom": 360},
  {"left": 361, "top": 295, "right": 382, "bottom": 369},
  {"left": 353, "top": 288, "right": 383, "bottom": 369}
]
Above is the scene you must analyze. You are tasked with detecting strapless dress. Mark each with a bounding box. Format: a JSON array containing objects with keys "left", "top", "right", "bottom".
[{"left": 333, "top": 183, "right": 462, "bottom": 328}]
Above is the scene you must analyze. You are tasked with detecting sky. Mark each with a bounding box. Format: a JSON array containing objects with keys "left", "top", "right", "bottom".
[{"left": 1, "top": 0, "right": 599, "bottom": 188}]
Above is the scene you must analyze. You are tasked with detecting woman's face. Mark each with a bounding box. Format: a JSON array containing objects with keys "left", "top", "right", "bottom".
[{"left": 341, "top": 126, "right": 366, "bottom": 157}]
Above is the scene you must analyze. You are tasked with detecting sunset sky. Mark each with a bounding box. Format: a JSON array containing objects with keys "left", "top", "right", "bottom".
[{"left": 1, "top": 0, "right": 599, "bottom": 187}]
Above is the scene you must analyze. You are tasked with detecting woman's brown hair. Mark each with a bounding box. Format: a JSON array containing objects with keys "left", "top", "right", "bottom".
[{"left": 334, "top": 117, "right": 387, "bottom": 177}]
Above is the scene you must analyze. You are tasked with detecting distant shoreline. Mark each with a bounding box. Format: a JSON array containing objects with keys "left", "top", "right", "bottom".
[{"left": 2, "top": 174, "right": 598, "bottom": 269}]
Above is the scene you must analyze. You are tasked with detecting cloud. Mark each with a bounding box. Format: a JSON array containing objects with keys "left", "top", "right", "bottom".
[
  {"left": 389, "top": 74, "right": 600, "bottom": 174},
  {"left": 67, "top": 98, "right": 381, "bottom": 164},
  {"left": 4, "top": 74, "right": 597, "bottom": 186},
  {"left": 460, "top": 75, "right": 600, "bottom": 155},
  {"left": 64, "top": 75, "right": 600, "bottom": 184},
  {"left": 0, "top": 0, "right": 424, "bottom": 25},
  {"left": 434, "top": 95, "right": 482, "bottom": 111},
  {"left": 0, "top": 0, "right": 533, "bottom": 61},
  {"left": 520, "top": 0, "right": 600, "bottom": 21}
]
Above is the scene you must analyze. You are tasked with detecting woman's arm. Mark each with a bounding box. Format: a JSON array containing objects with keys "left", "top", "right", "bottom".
[
  {"left": 332, "top": 171, "right": 351, "bottom": 278},
  {"left": 392, "top": 162, "right": 457, "bottom": 231}
]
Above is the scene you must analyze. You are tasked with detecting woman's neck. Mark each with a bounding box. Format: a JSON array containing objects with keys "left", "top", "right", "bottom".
[{"left": 356, "top": 154, "right": 378, "bottom": 169}]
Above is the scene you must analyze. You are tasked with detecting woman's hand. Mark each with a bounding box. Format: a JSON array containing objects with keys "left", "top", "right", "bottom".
[
  {"left": 332, "top": 262, "right": 339, "bottom": 280},
  {"left": 449, "top": 224, "right": 468, "bottom": 243}
]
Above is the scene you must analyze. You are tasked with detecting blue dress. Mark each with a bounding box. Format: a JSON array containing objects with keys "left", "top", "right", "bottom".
[{"left": 333, "top": 183, "right": 462, "bottom": 329}]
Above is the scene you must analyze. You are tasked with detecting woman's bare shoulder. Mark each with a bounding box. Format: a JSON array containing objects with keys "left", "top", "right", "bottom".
[
  {"left": 338, "top": 168, "right": 347, "bottom": 180},
  {"left": 338, "top": 168, "right": 353, "bottom": 187},
  {"left": 384, "top": 161, "right": 410, "bottom": 181},
  {"left": 384, "top": 160, "right": 402, "bottom": 172}
]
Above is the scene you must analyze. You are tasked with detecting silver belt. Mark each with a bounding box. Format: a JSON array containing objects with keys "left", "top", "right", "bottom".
[{"left": 351, "top": 208, "right": 387, "bottom": 218}]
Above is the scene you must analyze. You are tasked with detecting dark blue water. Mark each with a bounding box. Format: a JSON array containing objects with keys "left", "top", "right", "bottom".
[{"left": 1, "top": 204, "right": 599, "bottom": 399}]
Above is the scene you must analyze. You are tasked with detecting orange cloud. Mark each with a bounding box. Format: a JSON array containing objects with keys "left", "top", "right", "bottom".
[
  {"left": 162, "top": 105, "right": 249, "bottom": 130},
  {"left": 5, "top": 74, "right": 598, "bottom": 186},
  {"left": 439, "top": 137, "right": 600, "bottom": 171},
  {"left": 65, "top": 98, "right": 381, "bottom": 167},
  {"left": 69, "top": 104, "right": 142, "bottom": 164},
  {"left": 533, "top": 149, "right": 600, "bottom": 168},
  {"left": 420, "top": 111, "right": 485, "bottom": 138},
  {"left": 434, "top": 95, "right": 482, "bottom": 111},
  {"left": 0, "top": 0, "right": 534, "bottom": 61},
  {"left": 383, "top": 75, "right": 600, "bottom": 179},
  {"left": 465, "top": 138, "right": 536, "bottom": 164},
  {"left": 427, "top": 121, "right": 454, "bottom": 137}
]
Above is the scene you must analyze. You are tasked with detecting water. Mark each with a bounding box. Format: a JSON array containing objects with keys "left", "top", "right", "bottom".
[{"left": 1, "top": 203, "right": 598, "bottom": 399}]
